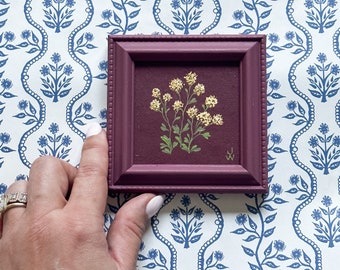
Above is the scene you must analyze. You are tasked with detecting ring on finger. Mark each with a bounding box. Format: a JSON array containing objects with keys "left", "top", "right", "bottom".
[{"left": 0, "top": 192, "right": 28, "bottom": 217}]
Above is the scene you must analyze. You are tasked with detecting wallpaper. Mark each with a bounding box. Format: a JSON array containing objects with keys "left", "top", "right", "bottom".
[{"left": 1, "top": 0, "right": 340, "bottom": 269}]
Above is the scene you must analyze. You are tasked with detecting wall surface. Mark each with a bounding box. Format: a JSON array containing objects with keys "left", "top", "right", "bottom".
[{"left": 1, "top": 1, "right": 340, "bottom": 269}]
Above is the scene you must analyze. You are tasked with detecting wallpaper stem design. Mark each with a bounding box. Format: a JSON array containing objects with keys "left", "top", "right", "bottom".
[
  {"left": 287, "top": 1, "right": 321, "bottom": 269},
  {"left": 18, "top": 0, "right": 49, "bottom": 168}
]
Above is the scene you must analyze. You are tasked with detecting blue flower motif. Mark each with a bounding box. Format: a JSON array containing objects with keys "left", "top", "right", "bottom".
[
  {"left": 268, "top": 79, "right": 280, "bottom": 90},
  {"left": 148, "top": 249, "right": 158, "bottom": 259},
  {"left": 83, "top": 102, "right": 92, "bottom": 112},
  {"left": 84, "top": 32, "right": 94, "bottom": 42},
  {"left": 193, "top": 0, "right": 203, "bottom": 9},
  {"left": 319, "top": 123, "right": 329, "bottom": 134},
  {"left": 63, "top": 65, "right": 73, "bottom": 76},
  {"left": 289, "top": 175, "right": 299, "bottom": 185},
  {"left": 99, "top": 108, "right": 107, "bottom": 120},
  {"left": 214, "top": 250, "right": 224, "bottom": 261},
  {"left": 308, "top": 136, "right": 318, "bottom": 148},
  {"left": 321, "top": 195, "right": 332, "bottom": 207},
  {"left": 42, "top": 0, "right": 52, "bottom": 8},
  {"left": 171, "top": 0, "right": 181, "bottom": 9},
  {"left": 101, "top": 10, "right": 112, "bottom": 20},
  {"left": 233, "top": 10, "right": 244, "bottom": 20},
  {"left": 1, "top": 79, "right": 13, "bottom": 90},
  {"left": 304, "top": 0, "right": 314, "bottom": 8},
  {"left": 61, "top": 135, "right": 72, "bottom": 147},
  {"left": 16, "top": 174, "right": 27, "bottom": 180},
  {"left": 194, "top": 207, "right": 204, "bottom": 220},
  {"left": 311, "top": 209, "right": 322, "bottom": 220},
  {"left": 287, "top": 100, "right": 297, "bottom": 111},
  {"left": 273, "top": 240, "right": 285, "bottom": 251},
  {"left": 270, "top": 133, "right": 282, "bottom": 144},
  {"left": 65, "top": 0, "right": 75, "bottom": 7},
  {"left": 4, "top": 31, "right": 15, "bottom": 42},
  {"left": 333, "top": 135, "right": 340, "bottom": 147},
  {"left": 331, "top": 64, "right": 340, "bottom": 75},
  {"left": 235, "top": 213, "right": 247, "bottom": 225},
  {"left": 18, "top": 100, "right": 28, "bottom": 110},
  {"left": 317, "top": 52, "right": 327, "bottom": 63},
  {"left": 51, "top": 53, "right": 61, "bottom": 64},
  {"left": 40, "top": 65, "right": 50, "bottom": 76},
  {"left": 0, "top": 132, "right": 10, "bottom": 144},
  {"left": 291, "top": 249, "right": 302, "bottom": 260},
  {"left": 0, "top": 183, "right": 7, "bottom": 194},
  {"left": 49, "top": 123, "right": 59, "bottom": 134},
  {"left": 329, "top": 0, "right": 337, "bottom": 8},
  {"left": 37, "top": 136, "right": 48, "bottom": 147},
  {"left": 307, "top": 65, "right": 317, "bottom": 76},
  {"left": 285, "top": 31, "right": 295, "bottom": 41},
  {"left": 268, "top": 33, "right": 279, "bottom": 43},
  {"left": 21, "top": 30, "right": 31, "bottom": 39},
  {"left": 180, "top": 195, "right": 191, "bottom": 207},
  {"left": 170, "top": 208, "right": 180, "bottom": 220},
  {"left": 271, "top": 183, "right": 283, "bottom": 195},
  {"left": 99, "top": 60, "right": 108, "bottom": 72}
]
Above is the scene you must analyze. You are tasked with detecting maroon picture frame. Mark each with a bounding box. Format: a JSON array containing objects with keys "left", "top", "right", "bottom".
[{"left": 107, "top": 35, "right": 267, "bottom": 193}]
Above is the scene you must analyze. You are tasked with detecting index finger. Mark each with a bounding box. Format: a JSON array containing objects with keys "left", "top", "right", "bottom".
[{"left": 67, "top": 123, "right": 108, "bottom": 216}]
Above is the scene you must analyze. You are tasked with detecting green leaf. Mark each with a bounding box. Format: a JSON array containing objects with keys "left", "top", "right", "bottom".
[
  {"left": 202, "top": 132, "right": 210, "bottom": 139},
  {"left": 173, "top": 125, "right": 180, "bottom": 134},
  {"left": 160, "top": 123, "right": 168, "bottom": 131},
  {"left": 190, "top": 145, "right": 201, "bottom": 152},
  {"left": 182, "top": 122, "right": 190, "bottom": 132},
  {"left": 160, "top": 135, "right": 171, "bottom": 146},
  {"left": 188, "top": 97, "right": 197, "bottom": 104}
]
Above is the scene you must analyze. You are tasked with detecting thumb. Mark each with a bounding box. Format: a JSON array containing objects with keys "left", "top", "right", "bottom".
[{"left": 107, "top": 194, "right": 164, "bottom": 269}]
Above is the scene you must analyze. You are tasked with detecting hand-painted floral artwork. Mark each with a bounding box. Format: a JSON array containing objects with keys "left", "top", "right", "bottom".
[{"left": 149, "top": 71, "right": 223, "bottom": 154}]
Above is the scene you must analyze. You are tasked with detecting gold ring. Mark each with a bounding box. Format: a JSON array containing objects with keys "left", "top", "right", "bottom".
[{"left": 0, "top": 192, "right": 28, "bottom": 217}]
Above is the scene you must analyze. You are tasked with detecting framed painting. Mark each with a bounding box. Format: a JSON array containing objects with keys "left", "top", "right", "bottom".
[{"left": 107, "top": 35, "right": 267, "bottom": 193}]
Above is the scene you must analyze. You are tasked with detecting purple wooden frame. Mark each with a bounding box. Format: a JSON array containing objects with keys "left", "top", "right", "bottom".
[{"left": 107, "top": 35, "right": 267, "bottom": 193}]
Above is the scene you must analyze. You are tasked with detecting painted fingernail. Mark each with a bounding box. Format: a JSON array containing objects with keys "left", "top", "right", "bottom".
[
  {"left": 146, "top": 195, "right": 165, "bottom": 218},
  {"left": 86, "top": 122, "right": 102, "bottom": 138}
]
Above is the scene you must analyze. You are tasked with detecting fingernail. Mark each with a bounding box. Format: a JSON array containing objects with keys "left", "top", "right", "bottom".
[
  {"left": 146, "top": 195, "right": 165, "bottom": 218},
  {"left": 86, "top": 122, "right": 102, "bottom": 138}
]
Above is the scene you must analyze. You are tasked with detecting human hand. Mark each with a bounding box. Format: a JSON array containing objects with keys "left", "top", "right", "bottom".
[{"left": 0, "top": 123, "right": 164, "bottom": 270}]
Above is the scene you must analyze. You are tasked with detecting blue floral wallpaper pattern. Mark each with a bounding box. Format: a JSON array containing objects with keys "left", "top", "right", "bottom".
[{"left": 1, "top": 0, "right": 340, "bottom": 269}]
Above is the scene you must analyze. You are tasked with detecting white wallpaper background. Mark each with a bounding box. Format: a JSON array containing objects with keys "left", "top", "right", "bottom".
[{"left": 1, "top": 1, "right": 340, "bottom": 269}]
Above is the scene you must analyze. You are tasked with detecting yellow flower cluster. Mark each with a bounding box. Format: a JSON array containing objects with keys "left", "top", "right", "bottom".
[
  {"left": 193, "top": 83, "right": 205, "bottom": 96},
  {"left": 150, "top": 99, "right": 160, "bottom": 111},
  {"left": 196, "top": 111, "right": 212, "bottom": 126},
  {"left": 186, "top": 106, "right": 198, "bottom": 118},
  {"left": 205, "top": 95, "right": 218, "bottom": 108},
  {"left": 152, "top": 87, "right": 161, "bottom": 98},
  {"left": 163, "top": 93, "right": 172, "bottom": 102},
  {"left": 212, "top": 114, "right": 224, "bottom": 125},
  {"left": 169, "top": 78, "right": 183, "bottom": 93},
  {"left": 184, "top": 71, "right": 197, "bottom": 86},
  {"left": 173, "top": 100, "right": 184, "bottom": 112}
]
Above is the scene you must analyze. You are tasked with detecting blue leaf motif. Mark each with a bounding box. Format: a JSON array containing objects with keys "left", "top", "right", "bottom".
[
  {"left": 242, "top": 245, "right": 254, "bottom": 256},
  {"left": 288, "top": 262, "right": 301, "bottom": 268},
  {"left": 263, "top": 241, "right": 272, "bottom": 257},
  {"left": 144, "top": 262, "right": 156, "bottom": 269},
  {"left": 246, "top": 203, "right": 258, "bottom": 214},
  {"left": 189, "top": 233, "right": 202, "bottom": 243},
  {"left": 277, "top": 254, "right": 290, "bottom": 261},
  {"left": 171, "top": 234, "right": 185, "bottom": 244},
  {"left": 243, "top": 1, "right": 254, "bottom": 10},
  {"left": 231, "top": 228, "right": 246, "bottom": 234},
  {"left": 0, "top": 146, "right": 15, "bottom": 153},
  {"left": 216, "top": 264, "right": 228, "bottom": 269},
  {"left": 264, "top": 213, "right": 277, "bottom": 223},
  {"left": 264, "top": 227, "right": 275, "bottom": 237}
]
